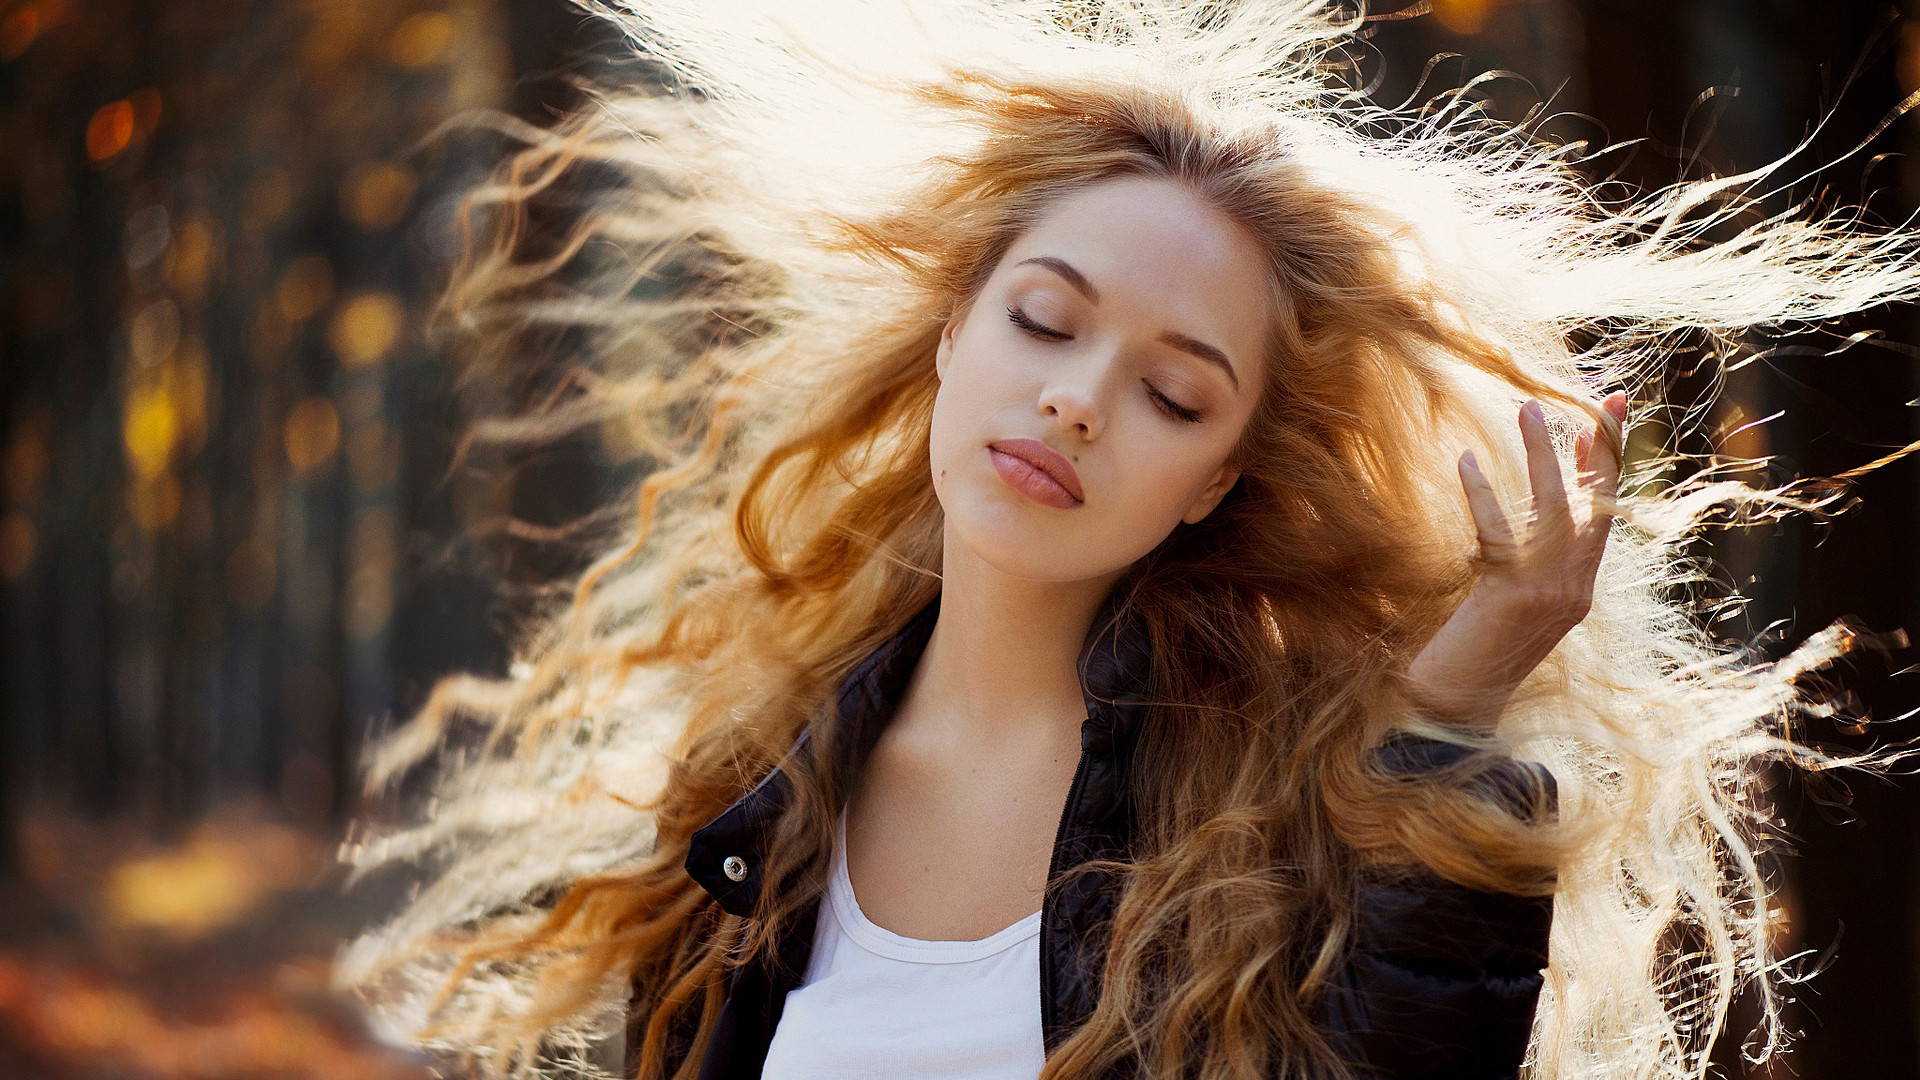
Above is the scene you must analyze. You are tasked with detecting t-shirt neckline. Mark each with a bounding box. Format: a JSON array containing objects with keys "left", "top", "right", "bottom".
[{"left": 829, "top": 804, "right": 1043, "bottom": 964}]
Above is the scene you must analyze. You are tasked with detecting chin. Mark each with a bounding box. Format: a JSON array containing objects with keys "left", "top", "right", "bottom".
[
  {"left": 939, "top": 499, "right": 1064, "bottom": 575},
  {"left": 947, "top": 498, "right": 1147, "bottom": 587}
]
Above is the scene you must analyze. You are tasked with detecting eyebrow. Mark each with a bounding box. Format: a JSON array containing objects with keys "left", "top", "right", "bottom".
[{"left": 1011, "top": 255, "right": 1242, "bottom": 393}]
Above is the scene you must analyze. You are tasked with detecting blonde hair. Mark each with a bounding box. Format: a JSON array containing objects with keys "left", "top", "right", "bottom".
[{"left": 329, "top": 2, "right": 1920, "bottom": 1078}]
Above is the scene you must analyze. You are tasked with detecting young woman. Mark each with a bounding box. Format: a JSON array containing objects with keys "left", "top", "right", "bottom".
[{"left": 331, "top": 3, "right": 1920, "bottom": 1079}]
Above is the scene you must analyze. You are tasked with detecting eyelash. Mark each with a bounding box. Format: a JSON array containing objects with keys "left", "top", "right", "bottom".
[{"left": 1004, "top": 305, "right": 1206, "bottom": 424}]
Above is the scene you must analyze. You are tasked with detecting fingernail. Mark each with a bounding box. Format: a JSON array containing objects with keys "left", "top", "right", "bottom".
[
  {"left": 1461, "top": 449, "right": 1479, "bottom": 472},
  {"left": 1524, "top": 399, "right": 1545, "bottom": 422}
]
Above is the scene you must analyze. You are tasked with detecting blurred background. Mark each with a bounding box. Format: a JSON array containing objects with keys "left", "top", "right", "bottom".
[{"left": 2, "top": 0, "right": 1917, "bottom": 1076}]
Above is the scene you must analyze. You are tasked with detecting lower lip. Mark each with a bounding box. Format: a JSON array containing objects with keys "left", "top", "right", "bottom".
[{"left": 989, "top": 447, "right": 1082, "bottom": 509}]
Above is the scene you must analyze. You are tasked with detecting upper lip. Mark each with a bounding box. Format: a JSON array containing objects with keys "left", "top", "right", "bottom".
[{"left": 990, "top": 438, "right": 1084, "bottom": 502}]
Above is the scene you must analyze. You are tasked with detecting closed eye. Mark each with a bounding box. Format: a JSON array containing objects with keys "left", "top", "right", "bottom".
[{"left": 1005, "top": 305, "right": 1205, "bottom": 424}]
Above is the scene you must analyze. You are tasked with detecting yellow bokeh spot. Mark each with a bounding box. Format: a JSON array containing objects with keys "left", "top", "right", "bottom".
[
  {"left": 86, "top": 99, "right": 135, "bottom": 162},
  {"left": 2, "top": 0, "right": 68, "bottom": 60},
  {"left": 389, "top": 11, "right": 455, "bottom": 68},
  {"left": 275, "top": 254, "right": 334, "bottom": 323},
  {"left": 1, "top": 7, "right": 42, "bottom": 60},
  {"left": 127, "top": 473, "right": 181, "bottom": 532},
  {"left": 329, "top": 292, "right": 404, "bottom": 367},
  {"left": 122, "top": 384, "right": 177, "bottom": 479},
  {"left": 284, "top": 396, "right": 341, "bottom": 472},
  {"left": 165, "top": 214, "right": 221, "bottom": 298},
  {"left": 343, "top": 161, "right": 417, "bottom": 230},
  {"left": 1431, "top": 0, "right": 1494, "bottom": 35},
  {"left": 103, "top": 835, "right": 268, "bottom": 940},
  {"left": 129, "top": 299, "right": 180, "bottom": 369},
  {"left": 166, "top": 341, "right": 214, "bottom": 458}
]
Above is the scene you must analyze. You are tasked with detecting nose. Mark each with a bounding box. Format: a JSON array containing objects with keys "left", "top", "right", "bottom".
[{"left": 1036, "top": 356, "right": 1107, "bottom": 441}]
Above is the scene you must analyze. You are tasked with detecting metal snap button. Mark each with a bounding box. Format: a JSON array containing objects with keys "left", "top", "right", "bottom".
[{"left": 722, "top": 855, "right": 749, "bottom": 882}]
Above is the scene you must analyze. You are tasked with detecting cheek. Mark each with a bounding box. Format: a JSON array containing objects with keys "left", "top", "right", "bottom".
[
  {"left": 929, "top": 341, "right": 1020, "bottom": 451},
  {"left": 927, "top": 375, "right": 992, "bottom": 502},
  {"left": 928, "top": 368, "right": 978, "bottom": 446},
  {"left": 1109, "top": 439, "right": 1224, "bottom": 520},
  {"left": 1142, "top": 461, "right": 1204, "bottom": 515}
]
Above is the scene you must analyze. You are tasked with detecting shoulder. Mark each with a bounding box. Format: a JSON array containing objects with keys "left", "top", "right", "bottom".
[{"left": 1318, "top": 731, "right": 1557, "bottom": 1078}]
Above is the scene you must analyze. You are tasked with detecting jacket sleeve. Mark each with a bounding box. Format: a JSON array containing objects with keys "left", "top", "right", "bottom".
[{"left": 1315, "top": 733, "right": 1558, "bottom": 1080}]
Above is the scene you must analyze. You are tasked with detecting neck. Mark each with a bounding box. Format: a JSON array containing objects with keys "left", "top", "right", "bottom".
[{"left": 893, "top": 538, "right": 1125, "bottom": 755}]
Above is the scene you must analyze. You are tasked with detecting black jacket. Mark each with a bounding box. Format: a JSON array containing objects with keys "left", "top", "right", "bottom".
[{"left": 628, "top": 589, "right": 1557, "bottom": 1079}]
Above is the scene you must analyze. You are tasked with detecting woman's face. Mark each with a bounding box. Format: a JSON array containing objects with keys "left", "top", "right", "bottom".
[{"left": 930, "top": 173, "right": 1272, "bottom": 583}]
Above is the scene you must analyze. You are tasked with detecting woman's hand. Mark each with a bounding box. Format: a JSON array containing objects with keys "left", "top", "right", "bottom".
[{"left": 1403, "top": 391, "right": 1629, "bottom": 729}]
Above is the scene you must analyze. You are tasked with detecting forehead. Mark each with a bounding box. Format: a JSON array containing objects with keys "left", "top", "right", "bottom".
[{"left": 1000, "top": 176, "right": 1273, "bottom": 367}]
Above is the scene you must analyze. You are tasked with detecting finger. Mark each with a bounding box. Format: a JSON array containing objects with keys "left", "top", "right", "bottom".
[
  {"left": 1607, "top": 389, "right": 1628, "bottom": 424},
  {"left": 1519, "top": 399, "right": 1572, "bottom": 535},
  {"left": 1459, "top": 449, "right": 1519, "bottom": 562},
  {"left": 1578, "top": 391, "right": 1628, "bottom": 547},
  {"left": 1577, "top": 395, "right": 1626, "bottom": 492}
]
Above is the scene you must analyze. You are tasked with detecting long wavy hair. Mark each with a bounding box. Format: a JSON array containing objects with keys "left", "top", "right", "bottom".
[{"left": 329, "top": 2, "right": 1920, "bottom": 1078}]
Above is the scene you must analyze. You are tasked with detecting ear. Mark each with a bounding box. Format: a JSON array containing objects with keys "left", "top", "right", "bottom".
[
  {"left": 1182, "top": 464, "right": 1242, "bottom": 524},
  {"left": 935, "top": 300, "right": 970, "bottom": 382}
]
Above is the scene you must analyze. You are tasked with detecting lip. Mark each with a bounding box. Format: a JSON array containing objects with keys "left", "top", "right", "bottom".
[{"left": 988, "top": 438, "right": 1085, "bottom": 506}]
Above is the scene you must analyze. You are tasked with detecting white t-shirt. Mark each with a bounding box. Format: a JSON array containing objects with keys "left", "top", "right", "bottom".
[{"left": 761, "top": 805, "right": 1047, "bottom": 1079}]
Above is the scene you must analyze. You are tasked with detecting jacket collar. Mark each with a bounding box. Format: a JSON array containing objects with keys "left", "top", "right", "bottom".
[{"left": 684, "top": 585, "right": 1155, "bottom": 917}]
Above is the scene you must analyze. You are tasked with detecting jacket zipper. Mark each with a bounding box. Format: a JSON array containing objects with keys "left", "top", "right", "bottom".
[{"left": 1039, "top": 722, "right": 1093, "bottom": 1051}]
